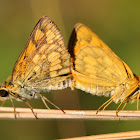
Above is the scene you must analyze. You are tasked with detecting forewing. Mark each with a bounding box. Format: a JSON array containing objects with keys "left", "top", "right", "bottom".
[
  {"left": 12, "top": 16, "right": 47, "bottom": 78},
  {"left": 68, "top": 23, "right": 135, "bottom": 95},
  {"left": 12, "top": 16, "right": 72, "bottom": 90}
]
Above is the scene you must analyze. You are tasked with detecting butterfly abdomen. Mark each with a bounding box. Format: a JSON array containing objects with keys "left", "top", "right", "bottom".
[{"left": 75, "top": 80, "right": 118, "bottom": 96}]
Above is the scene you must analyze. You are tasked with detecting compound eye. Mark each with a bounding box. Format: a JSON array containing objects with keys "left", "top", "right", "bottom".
[{"left": 0, "top": 90, "right": 9, "bottom": 97}]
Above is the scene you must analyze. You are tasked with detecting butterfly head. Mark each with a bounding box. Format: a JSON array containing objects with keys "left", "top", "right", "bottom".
[
  {"left": 0, "top": 89, "right": 9, "bottom": 98},
  {"left": 0, "top": 77, "right": 12, "bottom": 100},
  {"left": 0, "top": 85, "right": 9, "bottom": 101}
]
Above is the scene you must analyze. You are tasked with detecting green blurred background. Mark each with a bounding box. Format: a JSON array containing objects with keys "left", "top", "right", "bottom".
[{"left": 0, "top": 0, "right": 140, "bottom": 139}]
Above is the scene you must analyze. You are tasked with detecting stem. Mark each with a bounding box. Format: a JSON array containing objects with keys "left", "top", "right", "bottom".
[{"left": 0, "top": 107, "right": 140, "bottom": 119}]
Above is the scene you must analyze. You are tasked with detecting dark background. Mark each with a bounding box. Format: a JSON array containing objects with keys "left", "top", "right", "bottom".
[{"left": 0, "top": 0, "right": 140, "bottom": 139}]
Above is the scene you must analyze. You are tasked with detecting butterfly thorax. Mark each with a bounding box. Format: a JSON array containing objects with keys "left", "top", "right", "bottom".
[
  {"left": 114, "top": 75, "right": 140, "bottom": 103},
  {"left": 128, "top": 75, "right": 140, "bottom": 103}
]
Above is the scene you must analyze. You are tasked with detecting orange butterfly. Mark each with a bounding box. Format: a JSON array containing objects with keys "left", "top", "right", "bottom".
[
  {"left": 68, "top": 23, "right": 140, "bottom": 115},
  {"left": 0, "top": 16, "right": 72, "bottom": 118}
]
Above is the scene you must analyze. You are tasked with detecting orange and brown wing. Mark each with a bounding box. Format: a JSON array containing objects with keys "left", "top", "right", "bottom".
[
  {"left": 12, "top": 16, "right": 46, "bottom": 77},
  {"left": 68, "top": 23, "right": 137, "bottom": 96},
  {"left": 12, "top": 16, "right": 72, "bottom": 90}
]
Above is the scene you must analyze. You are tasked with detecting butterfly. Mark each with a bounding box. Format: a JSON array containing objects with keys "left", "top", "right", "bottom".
[
  {"left": 68, "top": 23, "right": 140, "bottom": 115},
  {"left": 0, "top": 16, "right": 72, "bottom": 118}
]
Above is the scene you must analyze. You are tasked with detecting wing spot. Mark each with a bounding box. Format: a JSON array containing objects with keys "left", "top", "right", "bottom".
[
  {"left": 48, "top": 52, "right": 60, "bottom": 62},
  {"left": 50, "top": 64, "right": 62, "bottom": 71},
  {"left": 50, "top": 71, "right": 57, "bottom": 77},
  {"left": 32, "top": 54, "right": 40, "bottom": 63},
  {"left": 35, "top": 29, "right": 44, "bottom": 41}
]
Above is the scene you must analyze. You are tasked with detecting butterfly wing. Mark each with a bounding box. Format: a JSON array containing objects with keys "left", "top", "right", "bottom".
[
  {"left": 68, "top": 23, "right": 138, "bottom": 97},
  {"left": 12, "top": 16, "right": 72, "bottom": 91}
]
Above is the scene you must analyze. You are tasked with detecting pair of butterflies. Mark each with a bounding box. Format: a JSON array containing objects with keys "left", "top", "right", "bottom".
[{"left": 0, "top": 16, "right": 140, "bottom": 116}]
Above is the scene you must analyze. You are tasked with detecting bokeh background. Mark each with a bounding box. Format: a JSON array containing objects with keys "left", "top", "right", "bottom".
[{"left": 0, "top": 0, "right": 140, "bottom": 139}]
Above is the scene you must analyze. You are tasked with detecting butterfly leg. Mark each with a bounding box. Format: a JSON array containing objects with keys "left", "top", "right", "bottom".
[
  {"left": 40, "top": 94, "right": 50, "bottom": 109},
  {"left": 9, "top": 97, "right": 17, "bottom": 118},
  {"left": 121, "top": 102, "right": 127, "bottom": 111},
  {"left": 102, "top": 99, "right": 113, "bottom": 111},
  {"left": 9, "top": 92, "right": 38, "bottom": 118},
  {"left": 23, "top": 100, "right": 38, "bottom": 119},
  {"left": 96, "top": 91, "right": 119, "bottom": 114},
  {"left": 116, "top": 86, "right": 140, "bottom": 116},
  {"left": 116, "top": 100, "right": 126, "bottom": 116},
  {"left": 40, "top": 95, "right": 65, "bottom": 114},
  {"left": 96, "top": 97, "right": 113, "bottom": 114},
  {"left": 1, "top": 100, "right": 6, "bottom": 107}
]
